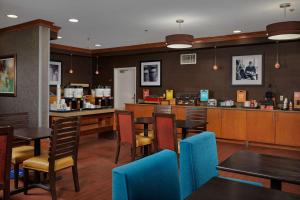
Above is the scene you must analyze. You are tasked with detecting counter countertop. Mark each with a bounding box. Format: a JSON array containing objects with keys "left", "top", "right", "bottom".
[
  {"left": 49, "top": 108, "right": 115, "bottom": 117},
  {"left": 125, "top": 103, "right": 300, "bottom": 113}
]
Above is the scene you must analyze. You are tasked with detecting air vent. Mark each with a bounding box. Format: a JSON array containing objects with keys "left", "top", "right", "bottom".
[{"left": 180, "top": 53, "right": 197, "bottom": 65}]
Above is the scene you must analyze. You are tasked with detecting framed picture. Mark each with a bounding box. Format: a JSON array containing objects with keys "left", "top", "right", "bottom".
[
  {"left": 0, "top": 54, "right": 17, "bottom": 97},
  {"left": 232, "top": 54, "right": 263, "bottom": 85},
  {"left": 140, "top": 60, "right": 161, "bottom": 86},
  {"left": 49, "top": 61, "right": 61, "bottom": 86}
]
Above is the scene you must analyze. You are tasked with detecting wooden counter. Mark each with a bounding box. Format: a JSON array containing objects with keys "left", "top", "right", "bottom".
[
  {"left": 125, "top": 103, "right": 300, "bottom": 149},
  {"left": 50, "top": 109, "right": 115, "bottom": 136}
]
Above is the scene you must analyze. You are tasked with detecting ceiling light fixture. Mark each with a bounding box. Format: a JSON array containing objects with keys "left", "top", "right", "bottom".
[
  {"left": 166, "top": 19, "right": 194, "bottom": 49},
  {"left": 69, "top": 18, "right": 79, "bottom": 23},
  {"left": 57, "top": 36, "right": 62, "bottom": 39},
  {"left": 69, "top": 54, "right": 74, "bottom": 74},
  {"left": 213, "top": 46, "right": 219, "bottom": 71},
  {"left": 95, "top": 44, "right": 101, "bottom": 47},
  {"left": 267, "top": 3, "right": 300, "bottom": 41},
  {"left": 274, "top": 42, "right": 281, "bottom": 69},
  {"left": 233, "top": 30, "right": 242, "bottom": 34},
  {"left": 95, "top": 56, "right": 100, "bottom": 75},
  {"left": 6, "top": 14, "right": 18, "bottom": 19}
]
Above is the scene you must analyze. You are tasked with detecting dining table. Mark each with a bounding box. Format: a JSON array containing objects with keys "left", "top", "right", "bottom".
[
  {"left": 186, "top": 177, "right": 300, "bottom": 200},
  {"left": 10, "top": 127, "right": 52, "bottom": 195},
  {"left": 217, "top": 151, "right": 300, "bottom": 190}
]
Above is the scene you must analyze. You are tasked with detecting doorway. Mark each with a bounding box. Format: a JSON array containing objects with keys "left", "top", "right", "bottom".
[{"left": 114, "top": 67, "right": 136, "bottom": 109}]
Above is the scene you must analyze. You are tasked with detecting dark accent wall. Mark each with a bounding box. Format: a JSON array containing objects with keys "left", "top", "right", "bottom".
[
  {"left": 93, "top": 41, "right": 300, "bottom": 102},
  {"left": 50, "top": 53, "right": 94, "bottom": 91}
]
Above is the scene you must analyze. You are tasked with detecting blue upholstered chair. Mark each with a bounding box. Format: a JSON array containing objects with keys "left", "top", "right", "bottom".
[
  {"left": 180, "top": 132, "right": 262, "bottom": 199},
  {"left": 112, "top": 150, "right": 181, "bottom": 200}
]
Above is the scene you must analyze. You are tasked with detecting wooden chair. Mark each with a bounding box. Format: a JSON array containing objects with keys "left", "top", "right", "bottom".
[
  {"left": 185, "top": 107, "right": 207, "bottom": 134},
  {"left": 154, "top": 105, "right": 172, "bottom": 114},
  {"left": 0, "top": 112, "right": 34, "bottom": 189},
  {"left": 0, "top": 126, "right": 13, "bottom": 200},
  {"left": 115, "top": 110, "right": 152, "bottom": 164},
  {"left": 153, "top": 113, "right": 179, "bottom": 153},
  {"left": 23, "top": 117, "right": 80, "bottom": 200}
]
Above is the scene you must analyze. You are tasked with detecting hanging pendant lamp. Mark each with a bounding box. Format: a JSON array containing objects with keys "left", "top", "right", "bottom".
[
  {"left": 274, "top": 42, "right": 281, "bottom": 69},
  {"left": 212, "top": 46, "right": 219, "bottom": 71},
  {"left": 267, "top": 3, "right": 300, "bottom": 41},
  {"left": 69, "top": 54, "right": 74, "bottom": 74},
  {"left": 166, "top": 19, "right": 194, "bottom": 49},
  {"left": 95, "top": 56, "right": 100, "bottom": 75}
]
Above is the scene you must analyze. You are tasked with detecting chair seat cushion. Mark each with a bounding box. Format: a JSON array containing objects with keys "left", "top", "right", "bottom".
[
  {"left": 23, "top": 154, "right": 74, "bottom": 172},
  {"left": 136, "top": 135, "right": 152, "bottom": 147},
  {"left": 219, "top": 176, "right": 263, "bottom": 187},
  {"left": 138, "top": 130, "right": 154, "bottom": 139},
  {"left": 12, "top": 145, "right": 34, "bottom": 164}
]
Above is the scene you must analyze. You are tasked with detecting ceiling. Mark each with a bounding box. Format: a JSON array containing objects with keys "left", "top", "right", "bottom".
[{"left": 1, "top": 0, "right": 299, "bottom": 49}]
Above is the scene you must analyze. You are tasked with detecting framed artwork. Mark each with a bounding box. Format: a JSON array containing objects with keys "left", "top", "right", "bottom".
[
  {"left": 232, "top": 54, "right": 263, "bottom": 85},
  {"left": 49, "top": 61, "right": 61, "bottom": 86},
  {"left": 0, "top": 54, "right": 17, "bottom": 96},
  {"left": 140, "top": 60, "right": 161, "bottom": 86}
]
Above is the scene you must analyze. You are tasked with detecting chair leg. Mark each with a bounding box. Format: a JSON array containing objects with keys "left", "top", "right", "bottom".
[
  {"left": 131, "top": 146, "right": 136, "bottom": 161},
  {"left": 3, "top": 185, "right": 10, "bottom": 200},
  {"left": 49, "top": 171, "right": 57, "bottom": 200},
  {"left": 72, "top": 165, "right": 80, "bottom": 192},
  {"left": 114, "top": 143, "right": 120, "bottom": 164},
  {"left": 14, "top": 163, "right": 19, "bottom": 189},
  {"left": 24, "top": 168, "right": 29, "bottom": 195}
]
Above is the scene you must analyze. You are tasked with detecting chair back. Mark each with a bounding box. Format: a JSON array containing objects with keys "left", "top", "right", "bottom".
[
  {"left": 112, "top": 150, "right": 181, "bottom": 200},
  {"left": 115, "top": 110, "right": 135, "bottom": 145},
  {"left": 153, "top": 113, "right": 178, "bottom": 152},
  {"left": 179, "top": 132, "right": 218, "bottom": 199},
  {"left": 154, "top": 105, "right": 172, "bottom": 114},
  {"left": 49, "top": 117, "right": 80, "bottom": 170},
  {"left": 185, "top": 107, "right": 207, "bottom": 133},
  {"left": 0, "top": 126, "right": 13, "bottom": 188},
  {"left": 0, "top": 112, "right": 30, "bottom": 146}
]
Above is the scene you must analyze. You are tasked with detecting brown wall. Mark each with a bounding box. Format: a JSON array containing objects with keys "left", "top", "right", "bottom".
[
  {"left": 93, "top": 41, "right": 300, "bottom": 102},
  {"left": 50, "top": 53, "right": 94, "bottom": 92}
]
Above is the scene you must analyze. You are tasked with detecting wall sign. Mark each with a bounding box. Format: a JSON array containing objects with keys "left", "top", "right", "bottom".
[
  {"left": 232, "top": 54, "right": 263, "bottom": 85},
  {"left": 49, "top": 61, "right": 62, "bottom": 86},
  {"left": 0, "top": 54, "right": 17, "bottom": 96}
]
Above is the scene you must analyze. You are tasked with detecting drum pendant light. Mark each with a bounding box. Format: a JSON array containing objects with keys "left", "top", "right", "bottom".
[
  {"left": 274, "top": 42, "right": 281, "bottom": 69},
  {"left": 166, "top": 19, "right": 194, "bottom": 49},
  {"left": 267, "top": 3, "right": 300, "bottom": 41},
  {"left": 69, "top": 54, "right": 74, "bottom": 74},
  {"left": 212, "top": 46, "right": 219, "bottom": 71},
  {"left": 95, "top": 56, "right": 100, "bottom": 75}
]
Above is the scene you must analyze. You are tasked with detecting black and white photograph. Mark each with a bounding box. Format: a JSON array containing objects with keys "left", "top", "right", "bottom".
[
  {"left": 140, "top": 60, "right": 161, "bottom": 86},
  {"left": 232, "top": 55, "right": 263, "bottom": 85},
  {"left": 49, "top": 61, "right": 61, "bottom": 85}
]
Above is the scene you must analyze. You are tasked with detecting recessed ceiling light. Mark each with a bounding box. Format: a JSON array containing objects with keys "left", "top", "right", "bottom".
[
  {"left": 57, "top": 36, "right": 62, "bottom": 39},
  {"left": 68, "top": 18, "right": 79, "bottom": 23},
  {"left": 6, "top": 14, "right": 18, "bottom": 19},
  {"left": 95, "top": 44, "right": 101, "bottom": 47},
  {"left": 233, "top": 30, "right": 242, "bottom": 34}
]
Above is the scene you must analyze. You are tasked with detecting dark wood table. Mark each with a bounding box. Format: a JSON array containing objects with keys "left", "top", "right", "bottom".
[
  {"left": 186, "top": 177, "right": 300, "bottom": 200},
  {"left": 175, "top": 120, "right": 206, "bottom": 139},
  {"left": 11, "top": 127, "right": 52, "bottom": 195},
  {"left": 217, "top": 151, "right": 300, "bottom": 190},
  {"left": 134, "top": 117, "right": 153, "bottom": 155},
  {"left": 14, "top": 127, "right": 52, "bottom": 156}
]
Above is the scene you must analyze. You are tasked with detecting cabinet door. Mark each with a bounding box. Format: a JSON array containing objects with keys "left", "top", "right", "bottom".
[
  {"left": 275, "top": 112, "right": 300, "bottom": 147},
  {"left": 172, "top": 106, "right": 186, "bottom": 120},
  {"left": 221, "top": 109, "right": 246, "bottom": 140},
  {"left": 246, "top": 111, "right": 275, "bottom": 144},
  {"left": 207, "top": 109, "right": 222, "bottom": 138}
]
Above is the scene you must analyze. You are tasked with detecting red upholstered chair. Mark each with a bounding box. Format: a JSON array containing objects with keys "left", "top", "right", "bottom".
[
  {"left": 153, "top": 113, "right": 179, "bottom": 153},
  {"left": 115, "top": 111, "right": 152, "bottom": 164},
  {"left": 0, "top": 126, "right": 13, "bottom": 200}
]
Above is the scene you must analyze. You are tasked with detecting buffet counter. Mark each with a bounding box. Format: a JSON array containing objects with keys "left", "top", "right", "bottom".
[
  {"left": 125, "top": 103, "right": 300, "bottom": 149},
  {"left": 49, "top": 108, "right": 115, "bottom": 136}
]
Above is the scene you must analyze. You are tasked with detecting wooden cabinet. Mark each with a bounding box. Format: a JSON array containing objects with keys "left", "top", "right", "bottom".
[
  {"left": 172, "top": 106, "right": 186, "bottom": 120},
  {"left": 275, "top": 112, "right": 300, "bottom": 147},
  {"left": 207, "top": 108, "right": 222, "bottom": 138},
  {"left": 246, "top": 111, "right": 275, "bottom": 144},
  {"left": 125, "top": 104, "right": 154, "bottom": 117},
  {"left": 221, "top": 109, "right": 247, "bottom": 140}
]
